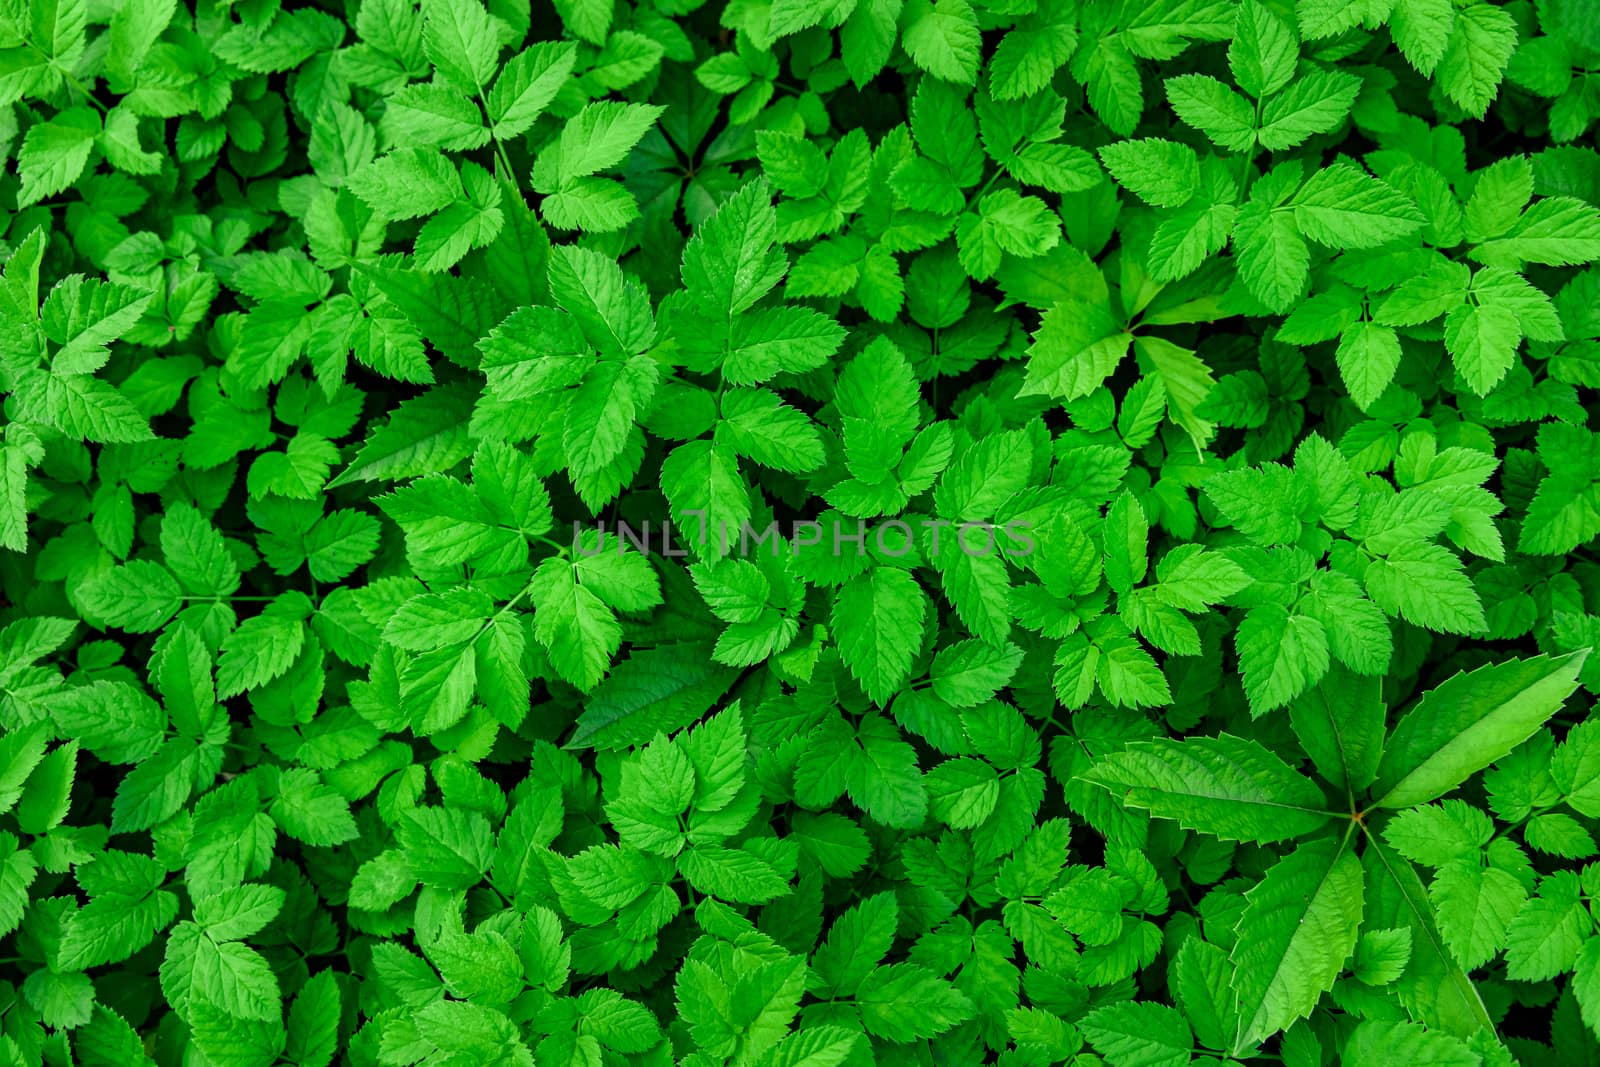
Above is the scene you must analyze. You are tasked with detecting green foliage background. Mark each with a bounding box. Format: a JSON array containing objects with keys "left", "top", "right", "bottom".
[{"left": 2, "top": 0, "right": 1600, "bottom": 1062}]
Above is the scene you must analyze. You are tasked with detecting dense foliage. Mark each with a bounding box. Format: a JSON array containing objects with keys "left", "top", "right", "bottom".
[{"left": 3, "top": 0, "right": 1600, "bottom": 1062}]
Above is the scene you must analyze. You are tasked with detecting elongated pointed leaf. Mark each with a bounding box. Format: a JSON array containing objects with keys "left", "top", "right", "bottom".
[
  {"left": 1288, "top": 662, "right": 1386, "bottom": 797},
  {"left": 1361, "top": 833, "right": 1494, "bottom": 1039},
  {"left": 1231, "top": 836, "right": 1364, "bottom": 1052},
  {"left": 1372, "top": 652, "right": 1587, "bottom": 809},
  {"left": 1088, "top": 734, "right": 1337, "bottom": 843}
]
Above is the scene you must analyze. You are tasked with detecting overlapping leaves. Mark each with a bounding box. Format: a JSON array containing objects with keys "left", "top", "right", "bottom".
[{"left": 2, "top": 0, "right": 1600, "bottom": 1064}]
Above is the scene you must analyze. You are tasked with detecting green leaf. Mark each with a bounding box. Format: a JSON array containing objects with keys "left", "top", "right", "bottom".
[
  {"left": 422, "top": 0, "right": 503, "bottom": 92},
  {"left": 1288, "top": 663, "right": 1386, "bottom": 795},
  {"left": 1430, "top": 860, "right": 1525, "bottom": 970},
  {"left": 930, "top": 639, "right": 1024, "bottom": 707},
  {"left": 488, "top": 43, "right": 575, "bottom": 137},
  {"left": 272, "top": 769, "right": 359, "bottom": 845},
  {"left": 1234, "top": 196, "right": 1310, "bottom": 313},
  {"left": 1435, "top": 3, "right": 1516, "bottom": 117},
  {"left": 530, "top": 556, "right": 622, "bottom": 691},
  {"left": 1343, "top": 1021, "right": 1478, "bottom": 1067},
  {"left": 75, "top": 1006, "right": 154, "bottom": 1067},
  {"left": 718, "top": 388, "right": 825, "bottom": 472},
  {"left": 659, "top": 439, "right": 752, "bottom": 559},
  {"left": 216, "top": 594, "right": 313, "bottom": 699},
  {"left": 1236, "top": 604, "right": 1330, "bottom": 716},
  {"left": 1019, "top": 299, "right": 1132, "bottom": 400},
  {"left": 832, "top": 567, "right": 927, "bottom": 705},
  {"left": 1291, "top": 163, "right": 1425, "bottom": 249},
  {"left": 1098, "top": 138, "right": 1200, "bottom": 208},
  {"left": 57, "top": 852, "right": 177, "bottom": 970},
  {"left": 1362, "top": 836, "right": 1495, "bottom": 1039},
  {"left": 1257, "top": 70, "right": 1360, "bottom": 150},
  {"left": 567, "top": 644, "right": 737, "bottom": 750},
  {"left": 1166, "top": 74, "right": 1256, "bottom": 152},
  {"left": 1336, "top": 321, "right": 1403, "bottom": 409},
  {"left": 900, "top": 0, "right": 980, "bottom": 84},
  {"left": 17, "top": 108, "right": 99, "bottom": 207},
  {"left": 856, "top": 963, "right": 975, "bottom": 1041},
  {"left": 1230, "top": 838, "right": 1364, "bottom": 1051},
  {"left": 14, "top": 739, "right": 73, "bottom": 835},
  {"left": 678, "top": 843, "right": 790, "bottom": 903},
  {"left": 194, "top": 884, "right": 285, "bottom": 942},
  {"left": 398, "top": 805, "right": 494, "bottom": 890},
  {"left": 347, "top": 148, "right": 464, "bottom": 219},
  {"left": 1351, "top": 927, "right": 1412, "bottom": 985},
  {"left": 989, "top": 11, "right": 1076, "bottom": 100},
  {"left": 1081, "top": 1000, "right": 1192, "bottom": 1067},
  {"left": 758, "top": 1028, "right": 863, "bottom": 1067},
  {"left": 1363, "top": 542, "right": 1485, "bottom": 636},
  {"left": 846, "top": 713, "right": 928, "bottom": 827},
  {"left": 1390, "top": 0, "right": 1454, "bottom": 75},
  {"left": 682, "top": 178, "right": 790, "bottom": 322},
  {"left": 1229, "top": 0, "right": 1297, "bottom": 98},
  {"left": 49, "top": 682, "right": 165, "bottom": 764},
  {"left": 192, "top": 933, "right": 282, "bottom": 1020},
  {"left": 1373, "top": 652, "right": 1587, "bottom": 809},
  {"left": 1088, "top": 735, "right": 1335, "bottom": 842},
  {"left": 925, "top": 757, "right": 1000, "bottom": 828},
  {"left": 1505, "top": 872, "right": 1590, "bottom": 980},
  {"left": 1473, "top": 196, "right": 1600, "bottom": 267},
  {"left": 555, "top": 102, "right": 665, "bottom": 185},
  {"left": 1444, "top": 301, "right": 1521, "bottom": 394},
  {"left": 286, "top": 971, "right": 341, "bottom": 1067}
]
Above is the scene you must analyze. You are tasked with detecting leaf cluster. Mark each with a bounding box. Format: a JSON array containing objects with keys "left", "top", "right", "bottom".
[{"left": 1, "top": 0, "right": 1600, "bottom": 1064}]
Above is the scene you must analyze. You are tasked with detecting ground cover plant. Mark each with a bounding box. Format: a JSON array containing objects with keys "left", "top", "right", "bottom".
[{"left": 3, "top": 0, "right": 1600, "bottom": 1062}]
